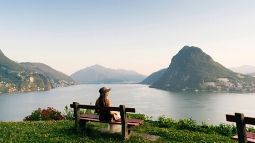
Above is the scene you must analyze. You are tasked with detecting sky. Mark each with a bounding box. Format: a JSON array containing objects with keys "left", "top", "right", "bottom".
[{"left": 0, "top": 0, "right": 255, "bottom": 76}]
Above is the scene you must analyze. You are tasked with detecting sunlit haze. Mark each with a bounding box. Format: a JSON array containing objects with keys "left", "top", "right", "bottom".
[{"left": 1, "top": 0, "right": 255, "bottom": 75}]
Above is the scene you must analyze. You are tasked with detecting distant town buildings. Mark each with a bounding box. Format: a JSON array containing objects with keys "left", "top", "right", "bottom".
[
  {"left": 202, "top": 77, "right": 255, "bottom": 92},
  {"left": 0, "top": 71, "right": 75, "bottom": 94}
]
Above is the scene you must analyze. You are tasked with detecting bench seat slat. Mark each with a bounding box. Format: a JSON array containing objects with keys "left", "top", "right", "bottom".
[
  {"left": 80, "top": 114, "right": 144, "bottom": 126},
  {"left": 81, "top": 114, "right": 99, "bottom": 119},
  {"left": 232, "top": 132, "right": 255, "bottom": 143}
]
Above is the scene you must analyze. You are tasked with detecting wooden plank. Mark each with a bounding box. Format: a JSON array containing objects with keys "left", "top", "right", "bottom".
[
  {"left": 232, "top": 132, "right": 255, "bottom": 143},
  {"left": 80, "top": 117, "right": 141, "bottom": 126},
  {"left": 128, "top": 119, "right": 144, "bottom": 125},
  {"left": 128, "top": 123, "right": 140, "bottom": 126},
  {"left": 247, "top": 132, "right": 255, "bottom": 140},
  {"left": 80, "top": 114, "right": 99, "bottom": 119},
  {"left": 80, "top": 114, "right": 143, "bottom": 124},
  {"left": 226, "top": 114, "right": 236, "bottom": 122},
  {"left": 80, "top": 117, "right": 100, "bottom": 121},
  {"left": 244, "top": 117, "right": 255, "bottom": 125},
  {"left": 226, "top": 114, "right": 255, "bottom": 125},
  {"left": 70, "top": 104, "right": 135, "bottom": 112},
  {"left": 246, "top": 132, "right": 255, "bottom": 143}
]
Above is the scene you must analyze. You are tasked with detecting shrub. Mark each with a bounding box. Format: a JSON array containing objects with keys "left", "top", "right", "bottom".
[
  {"left": 213, "top": 123, "right": 235, "bottom": 136},
  {"left": 155, "top": 116, "right": 236, "bottom": 137},
  {"left": 176, "top": 118, "right": 197, "bottom": 130},
  {"left": 157, "top": 115, "right": 175, "bottom": 128},
  {"left": 24, "top": 107, "right": 64, "bottom": 121},
  {"left": 63, "top": 105, "right": 94, "bottom": 120},
  {"left": 64, "top": 105, "right": 73, "bottom": 120},
  {"left": 127, "top": 113, "right": 150, "bottom": 120},
  {"left": 24, "top": 108, "right": 42, "bottom": 121},
  {"left": 248, "top": 127, "right": 255, "bottom": 132}
]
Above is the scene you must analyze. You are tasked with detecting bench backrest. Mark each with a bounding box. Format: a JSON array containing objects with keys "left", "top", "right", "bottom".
[
  {"left": 226, "top": 113, "right": 255, "bottom": 143},
  {"left": 70, "top": 103, "right": 136, "bottom": 112},
  {"left": 226, "top": 114, "right": 255, "bottom": 125}
]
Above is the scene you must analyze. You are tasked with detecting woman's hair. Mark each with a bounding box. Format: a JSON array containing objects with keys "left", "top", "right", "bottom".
[
  {"left": 98, "top": 92, "right": 110, "bottom": 107},
  {"left": 96, "top": 92, "right": 112, "bottom": 121}
]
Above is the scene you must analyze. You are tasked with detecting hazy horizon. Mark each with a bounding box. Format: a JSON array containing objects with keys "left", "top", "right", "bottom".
[{"left": 1, "top": 0, "right": 255, "bottom": 75}]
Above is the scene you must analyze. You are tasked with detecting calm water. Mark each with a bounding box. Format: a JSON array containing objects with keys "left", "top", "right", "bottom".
[{"left": 1, "top": 84, "right": 255, "bottom": 124}]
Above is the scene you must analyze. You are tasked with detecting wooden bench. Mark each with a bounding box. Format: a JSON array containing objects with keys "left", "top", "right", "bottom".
[
  {"left": 226, "top": 113, "right": 255, "bottom": 143},
  {"left": 70, "top": 102, "right": 144, "bottom": 140}
]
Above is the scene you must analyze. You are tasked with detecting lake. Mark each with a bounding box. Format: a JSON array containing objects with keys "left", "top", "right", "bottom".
[{"left": 0, "top": 84, "right": 255, "bottom": 125}]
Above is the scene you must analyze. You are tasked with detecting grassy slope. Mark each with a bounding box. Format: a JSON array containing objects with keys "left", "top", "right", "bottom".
[{"left": 0, "top": 120, "right": 235, "bottom": 143}]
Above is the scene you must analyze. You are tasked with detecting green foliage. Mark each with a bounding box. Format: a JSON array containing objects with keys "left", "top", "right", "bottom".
[
  {"left": 213, "top": 123, "right": 235, "bottom": 136},
  {"left": 79, "top": 109, "right": 88, "bottom": 114},
  {"left": 63, "top": 105, "right": 94, "bottom": 120},
  {"left": 248, "top": 126, "right": 255, "bottom": 132},
  {"left": 84, "top": 108, "right": 94, "bottom": 114},
  {"left": 24, "top": 107, "right": 64, "bottom": 121},
  {"left": 63, "top": 105, "right": 73, "bottom": 120},
  {"left": 140, "top": 125, "right": 235, "bottom": 143},
  {"left": 29, "top": 108, "right": 42, "bottom": 121},
  {"left": 128, "top": 113, "right": 151, "bottom": 120},
  {"left": 156, "top": 116, "right": 236, "bottom": 137},
  {"left": 157, "top": 115, "right": 175, "bottom": 128},
  {"left": 176, "top": 118, "right": 197, "bottom": 130}
]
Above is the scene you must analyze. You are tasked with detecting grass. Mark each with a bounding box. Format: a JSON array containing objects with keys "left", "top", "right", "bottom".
[{"left": 0, "top": 118, "right": 237, "bottom": 143}]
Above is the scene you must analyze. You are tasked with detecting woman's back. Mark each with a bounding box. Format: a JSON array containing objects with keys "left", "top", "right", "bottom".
[{"left": 95, "top": 97, "right": 112, "bottom": 121}]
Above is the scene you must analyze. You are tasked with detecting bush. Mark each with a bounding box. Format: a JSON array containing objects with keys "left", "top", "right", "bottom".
[
  {"left": 128, "top": 113, "right": 150, "bottom": 120},
  {"left": 247, "top": 126, "right": 255, "bottom": 132},
  {"left": 24, "top": 107, "right": 64, "bottom": 121},
  {"left": 155, "top": 116, "right": 236, "bottom": 137},
  {"left": 157, "top": 115, "right": 175, "bottom": 128},
  {"left": 63, "top": 105, "right": 73, "bottom": 120},
  {"left": 213, "top": 123, "right": 235, "bottom": 136},
  {"left": 176, "top": 118, "right": 197, "bottom": 130}
]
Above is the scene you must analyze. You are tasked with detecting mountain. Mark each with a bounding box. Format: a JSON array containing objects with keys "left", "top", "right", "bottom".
[
  {"left": 151, "top": 46, "right": 255, "bottom": 92},
  {"left": 141, "top": 68, "right": 167, "bottom": 85},
  {"left": 248, "top": 72, "right": 255, "bottom": 76},
  {"left": 0, "top": 50, "right": 24, "bottom": 71},
  {"left": 0, "top": 49, "right": 74, "bottom": 94},
  {"left": 20, "top": 62, "right": 75, "bottom": 87},
  {"left": 231, "top": 65, "right": 255, "bottom": 74},
  {"left": 0, "top": 50, "right": 52, "bottom": 93},
  {"left": 71, "top": 65, "right": 146, "bottom": 84}
]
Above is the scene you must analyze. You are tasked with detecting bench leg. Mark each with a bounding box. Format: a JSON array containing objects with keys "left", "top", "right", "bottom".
[
  {"left": 79, "top": 120, "right": 87, "bottom": 131},
  {"left": 127, "top": 128, "right": 132, "bottom": 138},
  {"left": 122, "top": 127, "right": 132, "bottom": 140}
]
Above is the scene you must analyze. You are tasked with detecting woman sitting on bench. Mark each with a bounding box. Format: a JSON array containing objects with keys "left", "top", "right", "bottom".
[{"left": 95, "top": 87, "right": 120, "bottom": 122}]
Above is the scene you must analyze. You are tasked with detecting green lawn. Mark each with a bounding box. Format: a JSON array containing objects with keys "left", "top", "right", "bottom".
[{"left": 0, "top": 120, "right": 236, "bottom": 143}]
